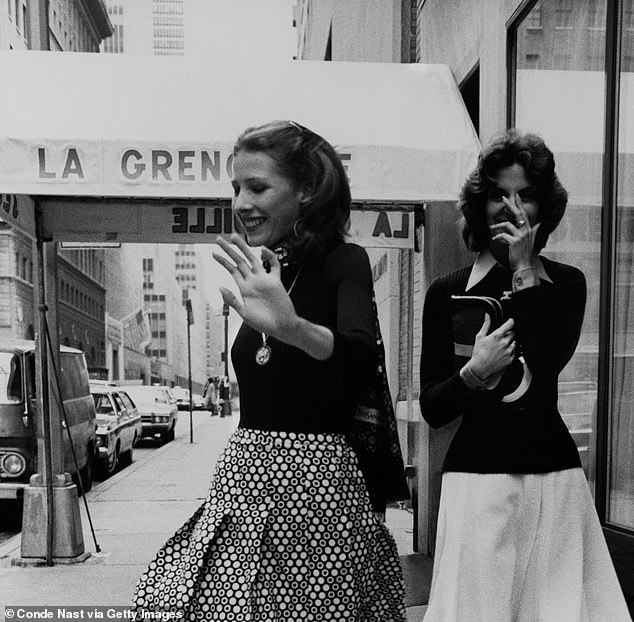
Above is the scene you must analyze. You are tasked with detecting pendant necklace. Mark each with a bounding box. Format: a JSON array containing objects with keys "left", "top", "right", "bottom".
[{"left": 255, "top": 267, "right": 302, "bottom": 366}]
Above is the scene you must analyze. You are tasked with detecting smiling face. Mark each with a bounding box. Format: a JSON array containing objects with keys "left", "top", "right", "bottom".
[
  {"left": 231, "top": 150, "right": 304, "bottom": 248},
  {"left": 485, "top": 162, "right": 540, "bottom": 263}
]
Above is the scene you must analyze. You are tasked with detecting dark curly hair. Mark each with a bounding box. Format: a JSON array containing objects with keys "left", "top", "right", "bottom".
[
  {"left": 458, "top": 129, "right": 567, "bottom": 253},
  {"left": 233, "top": 120, "right": 350, "bottom": 259}
]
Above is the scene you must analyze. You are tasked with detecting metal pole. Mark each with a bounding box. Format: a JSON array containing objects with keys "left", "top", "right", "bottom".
[
  {"left": 187, "top": 312, "right": 193, "bottom": 444},
  {"left": 223, "top": 303, "right": 229, "bottom": 378},
  {"left": 221, "top": 304, "right": 229, "bottom": 418},
  {"left": 36, "top": 238, "right": 54, "bottom": 566}
]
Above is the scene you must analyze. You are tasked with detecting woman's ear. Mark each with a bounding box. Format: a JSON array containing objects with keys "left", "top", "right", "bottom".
[{"left": 296, "top": 189, "right": 311, "bottom": 206}]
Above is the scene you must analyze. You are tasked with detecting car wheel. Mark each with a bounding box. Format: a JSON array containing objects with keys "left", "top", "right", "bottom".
[
  {"left": 161, "top": 425, "right": 175, "bottom": 443},
  {"left": 121, "top": 444, "right": 134, "bottom": 468},
  {"left": 98, "top": 445, "right": 119, "bottom": 478}
]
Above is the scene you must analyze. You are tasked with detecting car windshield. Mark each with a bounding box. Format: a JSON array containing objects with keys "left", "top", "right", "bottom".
[
  {"left": 124, "top": 386, "right": 168, "bottom": 404},
  {"left": 0, "top": 352, "right": 22, "bottom": 404}
]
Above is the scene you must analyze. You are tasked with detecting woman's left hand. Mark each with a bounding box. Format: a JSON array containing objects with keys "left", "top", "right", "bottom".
[
  {"left": 489, "top": 196, "right": 541, "bottom": 271},
  {"left": 212, "top": 235, "right": 299, "bottom": 338}
]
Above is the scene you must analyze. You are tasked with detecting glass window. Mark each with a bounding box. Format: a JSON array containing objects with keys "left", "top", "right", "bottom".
[
  {"left": 513, "top": 0, "right": 607, "bottom": 489},
  {"left": 526, "top": 6, "right": 542, "bottom": 29},
  {"left": 112, "top": 392, "right": 126, "bottom": 415},
  {"left": 0, "top": 353, "right": 22, "bottom": 403},
  {"left": 119, "top": 392, "right": 135, "bottom": 411},
  {"left": 93, "top": 392, "right": 115, "bottom": 415},
  {"left": 608, "top": 0, "right": 634, "bottom": 530},
  {"left": 555, "top": 0, "right": 573, "bottom": 28}
]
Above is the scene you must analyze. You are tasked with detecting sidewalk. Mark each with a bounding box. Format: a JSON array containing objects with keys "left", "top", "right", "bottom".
[{"left": 0, "top": 412, "right": 428, "bottom": 620}]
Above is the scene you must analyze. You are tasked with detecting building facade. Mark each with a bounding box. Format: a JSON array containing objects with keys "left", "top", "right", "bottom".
[
  {"left": 0, "top": 2, "right": 112, "bottom": 372},
  {"left": 47, "top": 0, "right": 110, "bottom": 52},
  {"left": 141, "top": 244, "right": 210, "bottom": 392},
  {"left": 57, "top": 247, "right": 107, "bottom": 373},
  {"left": 417, "top": 1, "right": 634, "bottom": 607},
  {"left": 296, "top": 0, "right": 634, "bottom": 608},
  {"left": 175, "top": 244, "right": 226, "bottom": 382},
  {"left": 0, "top": 216, "right": 35, "bottom": 341},
  {"left": 1, "top": 0, "right": 28, "bottom": 50},
  {"left": 103, "top": 244, "right": 150, "bottom": 383},
  {"left": 175, "top": 244, "right": 198, "bottom": 292},
  {"left": 101, "top": 0, "right": 185, "bottom": 56}
]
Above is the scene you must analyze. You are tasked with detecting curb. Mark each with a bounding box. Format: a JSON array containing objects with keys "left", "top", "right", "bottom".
[{"left": 0, "top": 533, "right": 21, "bottom": 562}]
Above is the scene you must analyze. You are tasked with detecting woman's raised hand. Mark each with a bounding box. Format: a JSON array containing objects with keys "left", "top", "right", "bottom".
[
  {"left": 489, "top": 196, "right": 541, "bottom": 271},
  {"left": 469, "top": 315, "right": 516, "bottom": 380},
  {"left": 212, "top": 235, "right": 299, "bottom": 338}
]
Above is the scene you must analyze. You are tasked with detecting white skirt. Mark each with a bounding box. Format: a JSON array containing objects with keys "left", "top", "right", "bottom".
[{"left": 424, "top": 468, "right": 631, "bottom": 622}]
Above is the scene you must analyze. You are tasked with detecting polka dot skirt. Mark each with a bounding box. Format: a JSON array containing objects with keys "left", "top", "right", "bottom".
[{"left": 132, "top": 428, "right": 405, "bottom": 621}]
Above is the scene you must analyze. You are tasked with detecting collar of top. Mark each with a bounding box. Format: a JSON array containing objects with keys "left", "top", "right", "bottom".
[
  {"left": 465, "top": 249, "right": 553, "bottom": 292},
  {"left": 271, "top": 240, "right": 301, "bottom": 267}
]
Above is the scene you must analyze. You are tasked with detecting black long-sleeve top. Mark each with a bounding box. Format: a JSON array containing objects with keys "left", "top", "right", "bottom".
[
  {"left": 419, "top": 255, "right": 587, "bottom": 474},
  {"left": 233, "top": 242, "right": 378, "bottom": 434}
]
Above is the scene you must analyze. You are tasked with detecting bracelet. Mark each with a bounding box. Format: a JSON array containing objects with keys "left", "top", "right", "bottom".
[
  {"left": 460, "top": 364, "right": 489, "bottom": 391},
  {"left": 512, "top": 267, "right": 539, "bottom": 292}
]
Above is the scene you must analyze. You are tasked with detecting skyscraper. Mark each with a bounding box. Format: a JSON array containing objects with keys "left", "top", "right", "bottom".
[{"left": 101, "top": 0, "right": 184, "bottom": 56}]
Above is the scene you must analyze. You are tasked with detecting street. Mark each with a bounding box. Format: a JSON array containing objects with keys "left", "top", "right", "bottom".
[{"left": 0, "top": 410, "right": 234, "bottom": 549}]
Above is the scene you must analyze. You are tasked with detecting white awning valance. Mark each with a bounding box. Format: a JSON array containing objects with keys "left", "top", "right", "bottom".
[{"left": 0, "top": 51, "right": 479, "bottom": 203}]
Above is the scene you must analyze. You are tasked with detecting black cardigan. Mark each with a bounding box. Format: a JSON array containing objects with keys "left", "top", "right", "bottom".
[
  {"left": 419, "top": 256, "right": 586, "bottom": 474},
  {"left": 233, "top": 242, "right": 378, "bottom": 434}
]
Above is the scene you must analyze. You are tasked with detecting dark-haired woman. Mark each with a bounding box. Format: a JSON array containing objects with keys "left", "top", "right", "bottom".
[
  {"left": 420, "top": 129, "right": 630, "bottom": 621},
  {"left": 132, "top": 120, "right": 406, "bottom": 621}
]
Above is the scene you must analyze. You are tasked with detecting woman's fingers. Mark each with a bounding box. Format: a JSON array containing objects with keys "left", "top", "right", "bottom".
[
  {"left": 212, "top": 251, "right": 244, "bottom": 284},
  {"left": 218, "top": 286, "right": 244, "bottom": 315},
  {"left": 489, "top": 319, "right": 515, "bottom": 342},
  {"left": 477, "top": 313, "right": 491, "bottom": 336},
  {"left": 228, "top": 234, "right": 262, "bottom": 270},
  {"left": 502, "top": 196, "right": 528, "bottom": 228},
  {"left": 490, "top": 231, "right": 514, "bottom": 246},
  {"left": 489, "top": 221, "right": 516, "bottom": 235},
  {"left": 215, "top": 236, "right": 254, "bottom": 278}
]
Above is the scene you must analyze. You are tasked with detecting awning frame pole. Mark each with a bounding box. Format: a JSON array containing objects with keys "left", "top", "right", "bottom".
[{"left": 35, "top": 228, "right": 55, "bottom": 566}]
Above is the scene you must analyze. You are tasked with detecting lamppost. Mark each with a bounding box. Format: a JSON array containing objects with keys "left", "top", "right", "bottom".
[
  {"left": 223, "top": 303, "right": 229, "bottom": 377},
  {"left": 221, "top": 303, "right": 229, "bottom": 418},
  {"left": 185, "top": 298, "right": 194, "bottom": 442}
]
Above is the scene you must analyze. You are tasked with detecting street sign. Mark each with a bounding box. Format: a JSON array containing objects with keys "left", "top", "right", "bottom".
[
  {"left": 349, "top": 208, "right": 414, "bottom": 249},
  {"left": 36, "top": 198, "right": 416, "bottom": 248},
  {"left": 185, "top": 299, "right": 194, "bottom": 326}
]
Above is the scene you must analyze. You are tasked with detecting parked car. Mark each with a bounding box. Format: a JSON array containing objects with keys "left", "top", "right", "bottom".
[
  {"left": 124, "top": 385, "right": 178, "bottom": 442},
  {"left": 171, "top": 386, "right": 191, "bottom": 411},
  {"left": 191, "top": 393, "right": 205, "bottom": 410},
  {"left": 0, "top": 339, "right": 96, "bottom": 499},
  {"left": 89, "top": 384, "right": 143, "bottom": 478}
]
